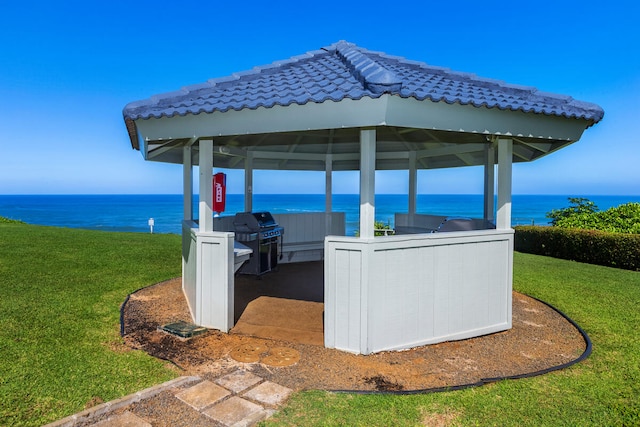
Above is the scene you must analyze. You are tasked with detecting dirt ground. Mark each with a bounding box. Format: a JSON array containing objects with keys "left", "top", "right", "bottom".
[{"left": 121, "top": 275, "right": 587, "bottom": 393}]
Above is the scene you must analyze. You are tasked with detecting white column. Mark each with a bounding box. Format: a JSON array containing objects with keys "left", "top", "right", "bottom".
[
  {"left": 325, "top": 153, "right": 333, "bottom": 234},
  {"left": 408, "top": 151, "right": 417, "bottom": 224},
  {"left": 244, "top": 151, "right": 253, "bottom": 212},
  {"left": 199, "top": 139, "right": 214, "bottom": 232},
  {"left": 183, "top": 145, "right": 193, "bottom": 221},
  {"left": 497, "top": 138, "right": 513, "bottom": 230},
  {"left": 483, "top": 142, "right": 495, "bottom": 223},
  {"left": 359, "top": 129, "right": 376, "bottom": 239}
]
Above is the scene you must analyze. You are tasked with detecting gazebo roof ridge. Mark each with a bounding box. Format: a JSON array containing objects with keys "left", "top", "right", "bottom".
[{"left": 334, "top": 41, "right": 403, "bottom": 94}]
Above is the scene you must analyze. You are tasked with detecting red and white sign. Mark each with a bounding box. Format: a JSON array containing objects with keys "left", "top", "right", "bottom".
[{"left": 213, "top": 172, "right": 226, "bottom": 214}]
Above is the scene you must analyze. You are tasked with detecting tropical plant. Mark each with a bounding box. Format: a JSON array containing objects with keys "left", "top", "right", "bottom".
[
  {"left": 554, "top": 202, "right": 640, "bottom": 234},
  {"left": 546, "top": 197, "right": 599, "bottom": 226},
  {"left": 355, "top": 221, "right": 394, "bottom": 237},
  {"left": 374, "top": 220, "right": 394, "bottom": 236},
  {"left": 546, "top": 198, "right": 640, "bottom": 234}
]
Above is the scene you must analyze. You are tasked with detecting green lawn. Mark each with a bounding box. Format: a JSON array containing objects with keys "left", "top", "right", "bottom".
[
  {"left": 1, "top": 223, "right": 638, "bottom": 426},
  {"left": 0, "top": 223, "right": 181, "bottom": 426}
]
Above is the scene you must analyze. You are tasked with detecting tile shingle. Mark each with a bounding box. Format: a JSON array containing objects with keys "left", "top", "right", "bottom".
[{"left": 123, "top": 40, "right": 604, "bottom": 124}]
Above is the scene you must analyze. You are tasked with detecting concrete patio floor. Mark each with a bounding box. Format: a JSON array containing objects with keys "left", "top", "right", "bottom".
[
  {"left": 234, "top": 261, "right": 324, "bottom": 321},
  {"left": 232, "top": 261, "right": 325, "bottom": 345}
]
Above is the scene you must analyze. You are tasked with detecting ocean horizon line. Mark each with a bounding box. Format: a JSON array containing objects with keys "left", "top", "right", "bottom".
[
  {"left": 3, "top": 193, "right": 640, "bottom": 197},
  {"left": 2, "top": 194, "right": 639, "bottom": 235}
]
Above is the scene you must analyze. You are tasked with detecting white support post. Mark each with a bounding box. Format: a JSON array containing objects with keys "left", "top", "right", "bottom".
[
  {"left": 183, "top": 145, "right": 193, "bottom": 221},
  {"left": 483, "top": 142, "right": 495, "bottom": 223},
  {"left": 497, "top": 138, "right": 513, "bottom": 230},
  {"left": 325, "top": 153, "right": 333, "bottom": 234},
  {"left": 244, "top": 151, "right": 253, "bottom": 212},
  {"left": 359, "top": 129, "right": 376, "bottom": 239},
  {"left": 199, "top": 139, "right": 214, "bottom": 232},
  {"left": 408, "top": 151, "right": 417, "bottom": 225}
]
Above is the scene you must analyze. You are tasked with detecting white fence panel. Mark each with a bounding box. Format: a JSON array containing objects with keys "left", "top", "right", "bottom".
[
  {"left": 181, "top": 221, "right": 235, "bottom": 332},
  {"left": 325, "top": 230, "right": 513, "bottom": 354},
  {"left": 274, "top": 212, "right": 345, "bottom": 263},
  {"left": 182, "top": 221, "right": 198, "bottom": 322}
]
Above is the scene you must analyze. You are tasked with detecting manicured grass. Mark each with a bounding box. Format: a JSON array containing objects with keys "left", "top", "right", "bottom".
[
  {"left": 265, "top": 252, "right": 640, "bottom": 426},
  {"left": 2, "top": 223, "right": 639, "bottom": 426},
  {"left": 0, "top": 223, "right": 182, "bottom": 426}
]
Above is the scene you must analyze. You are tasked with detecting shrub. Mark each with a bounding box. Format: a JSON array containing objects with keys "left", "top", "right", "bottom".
[
  {"left": 546, "top": 197, "right": 640, "bottom": 234},
  {"left": 374, "top": 221, "right": 393, "bottom": 236},
  {"left": 515, "top": 226, "right": 640, "bottom": 271},
  {"left": 0, "top": 216, "right": 24, "bottom": 224},
  {"left": 554, "top": 202, "right": 640, "bottom": 234},
  {"left": 546, "top": 197, "right": 598, "bottom": 226},
  {"left": 356, "top": 221, "right": 394, "bottom": 237}
]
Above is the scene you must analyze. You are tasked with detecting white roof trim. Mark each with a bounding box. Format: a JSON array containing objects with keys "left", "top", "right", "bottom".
[{"left": 134, "top": 94, "right": 588, "bottom": 150}]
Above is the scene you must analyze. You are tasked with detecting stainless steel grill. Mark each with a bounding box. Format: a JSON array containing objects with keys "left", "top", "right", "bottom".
[{"left": 233, "top": 211, "right": 283, "bottom": 275}]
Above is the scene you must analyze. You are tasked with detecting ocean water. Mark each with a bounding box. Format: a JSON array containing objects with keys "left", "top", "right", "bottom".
[{"left": 1, "top": 194, "right": 639, "bottom": 236}]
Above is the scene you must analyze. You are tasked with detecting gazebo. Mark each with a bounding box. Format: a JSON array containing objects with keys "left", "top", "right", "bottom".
[{"left": 123, "top": 41, "right": 603, "bottom": 355}]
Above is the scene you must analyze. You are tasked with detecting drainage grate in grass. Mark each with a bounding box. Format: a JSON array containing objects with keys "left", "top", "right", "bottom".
[{"left": 161, "top": 320, "right": 208, "bottom": 339}]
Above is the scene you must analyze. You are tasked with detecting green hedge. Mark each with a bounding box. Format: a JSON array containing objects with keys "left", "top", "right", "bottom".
[{"left": 515, "top": 226, "right": 640, "bottom": 271}]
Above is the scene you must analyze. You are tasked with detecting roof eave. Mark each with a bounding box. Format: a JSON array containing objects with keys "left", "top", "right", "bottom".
[
  {"left": 124, "top": 117, "right": 140, "bottom": 150},
  {"left": 134, "top": 95, "right": 593, "bottom": 147}
]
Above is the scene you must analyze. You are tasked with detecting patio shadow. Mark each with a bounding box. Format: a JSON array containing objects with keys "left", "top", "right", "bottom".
[{"left": 232, "top": 261, "right": 324, "bottom": 344}]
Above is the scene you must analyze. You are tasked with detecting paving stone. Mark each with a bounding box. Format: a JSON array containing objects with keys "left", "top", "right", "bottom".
[
  {"left": 42, "top": 377, "right": 201, "bottom": 427},
  {"left": 92, "top": 411, "right": 151, "bottom": 427},
  {"left": 175, "top": 380, "right": 230, "bottom": 410},
  {"left": 203, "top": 396, "right": 266, "bottom": 427},
  {"left": 242, "top": 381, "right": 292, "bottom": 407},
  {"left": 46, "top": 374, "right": 290, "bottom": 427},
  {"left": 215, "top": 370, "right": 263, "bottom": 393}
]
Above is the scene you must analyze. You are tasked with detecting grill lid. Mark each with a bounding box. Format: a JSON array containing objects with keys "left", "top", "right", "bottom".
[{"left": 233, "top": 211, "right": 277, "bottom": 232}]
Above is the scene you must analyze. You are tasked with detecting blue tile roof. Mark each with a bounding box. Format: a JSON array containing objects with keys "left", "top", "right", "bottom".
[{"left": 123, "top": 41, "right": 604, "bottom": 124}]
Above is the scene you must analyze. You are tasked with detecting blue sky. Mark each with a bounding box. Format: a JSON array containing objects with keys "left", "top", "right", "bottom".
[{"left": 1, "top": 1, "right": 638, "bottom": 195}]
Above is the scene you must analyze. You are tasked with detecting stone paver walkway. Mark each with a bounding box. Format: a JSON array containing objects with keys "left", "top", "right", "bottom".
[{"left": 45, "top": 370, "right": 292, "bottom": 427}]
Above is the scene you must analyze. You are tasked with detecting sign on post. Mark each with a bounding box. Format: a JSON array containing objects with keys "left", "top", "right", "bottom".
[{"left": 213, "top": 172, "right": 227, "bottom": 214}]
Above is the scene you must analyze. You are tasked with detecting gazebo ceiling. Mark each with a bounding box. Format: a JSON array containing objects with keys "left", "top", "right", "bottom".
[
  {"left": 123, "top": 41, "right": 604, "bottom": 171},
  {"left": 140, "top": 126, "right": 576, "bottom": 171}
]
